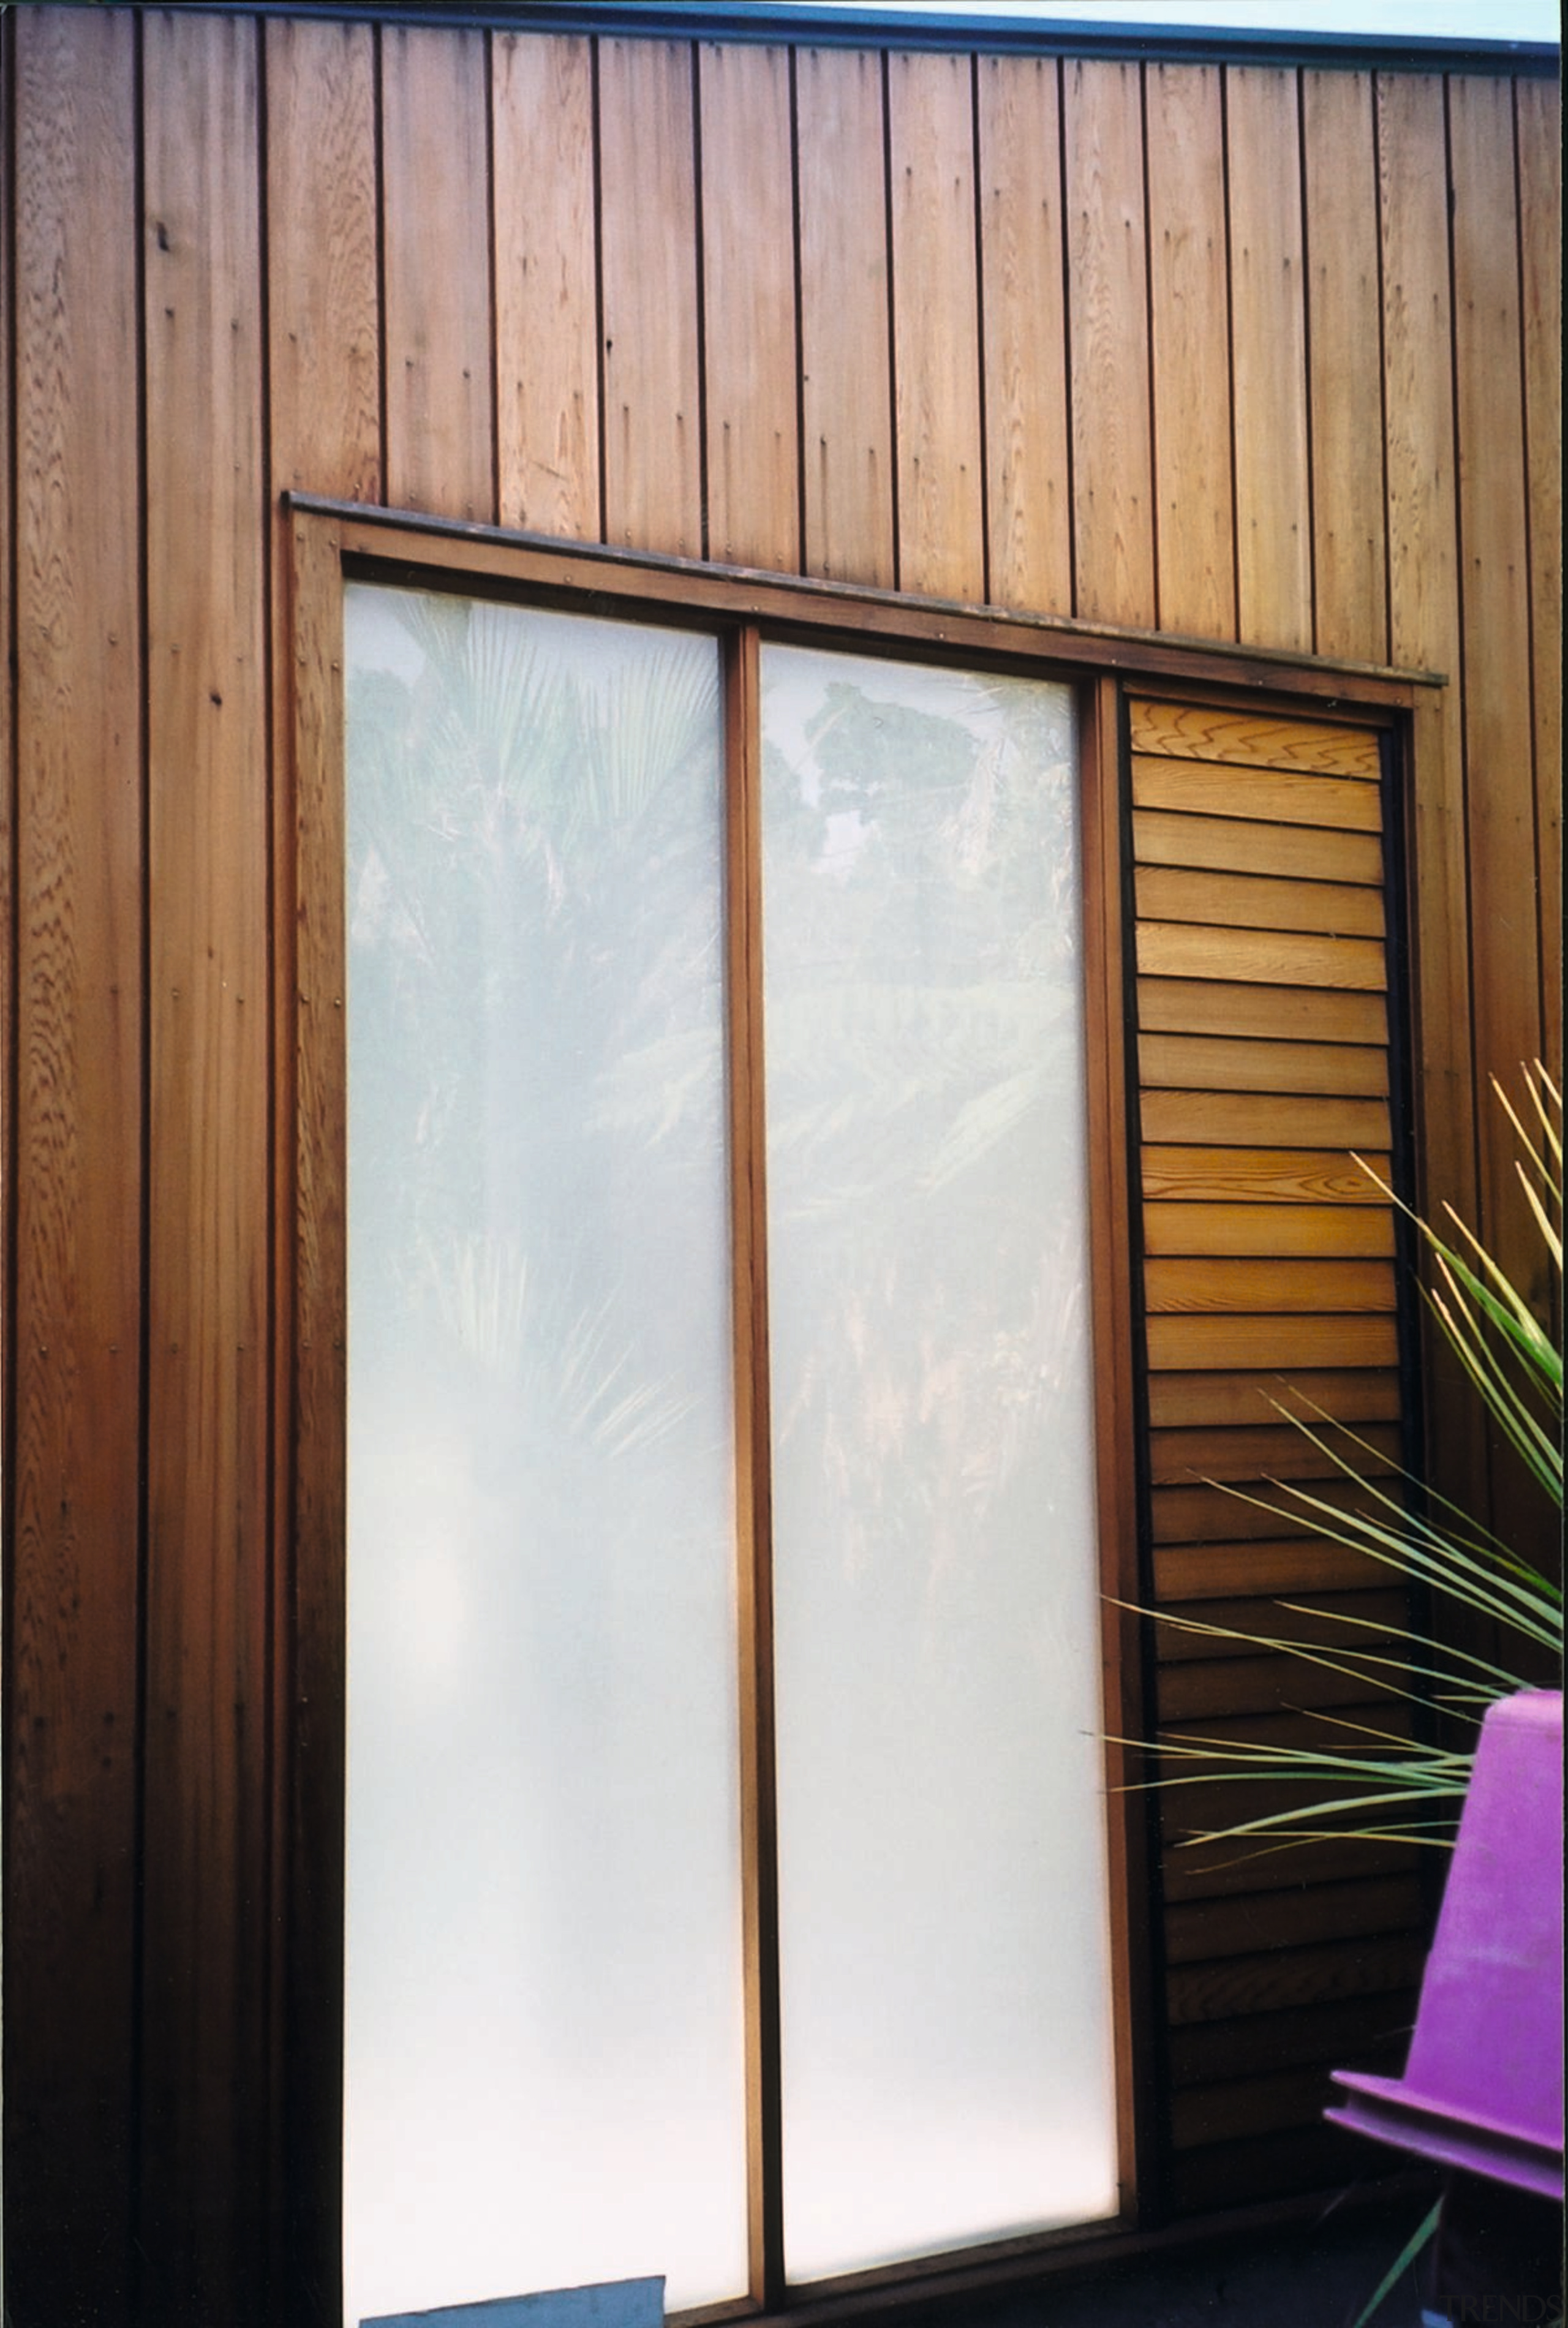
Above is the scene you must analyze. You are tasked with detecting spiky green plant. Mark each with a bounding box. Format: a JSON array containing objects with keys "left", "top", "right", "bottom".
[{"left": 1144, "top": 1064, "right": 1562, "bottom": 1859}]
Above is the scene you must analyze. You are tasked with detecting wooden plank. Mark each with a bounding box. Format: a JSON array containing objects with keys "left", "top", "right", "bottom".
[
  {"left": 1144, "top": 63, "right": 1235, "bottom": 641},
  {"left": 8, "top": 13, "right": 141, "bottom": 2321},
  {"left": 1154, "top": 1538, "right": 1390, "bottom": 1601},
  {"left": 1147, "top": 1315, "right": 1400, "bottom": 1371},
  {"left": 1136, "top": 864, "right": 1385, "bottom": 939},
  {"left": 701, "top": 42, "right": 799, "bottom": 573},
  {"left": 1136, "top": 923, "right": 1386, "bottom": 992},
  {"left": 1164, "top": 1875, "right": 1422, "bottom": 1965},
  {"left": 1170, "top": 2057, "right": 1398, "bottom": 2151},
  {"left": 1133, "top": 807, "right": 1382, "bottom": 886},
  {"left": 1139, "top": 1034, "right": 1388, "bottom": 1098},
  {"left": 1167, "top": 1992, "right": 1418, "bottom": 2087},
  {"left": 1517, "top": 78, "right": 1562, "bottom": 1083},
  {"left": 889, "top": 48, "right": 985, "bottom": 600},
  {"left": 1129, "top": 699, "right": 1381, "bottom": 777},
  {"left": 1148, "top": 1423, "right": 1400, "bottom": 1485},
  {"left": 1145, "top": 1256, "right": 1395, "bottom": 1316},
  {"left": 1226, "top": 67, "right": 1311, "bottom": 651},
  {"left": 1163, "top": 1833, "right": 1419, "bottom": 1904},
  {"left": 264, "top": 18, "right": 380, "bottom": 503},
  {"left": 1153, "top": 1592, "right": 1408, "bottom": 1658},
  {"left": 1065, "top": 58, "right": 1155, "bottom": 625},
  {"left": 1147, "top": 1369, "right": 1402, "bottom": 1430},
  {"left": 797, "top": 45, "right": 894, "bottom": 587},
  {"left": 600, "top": 37, "right": 702, "bottom": 558},
  {"left": 1449, "top": 75, "right": 1540, "bottom": 1300},
  {"left": 1137, "top": 976, "right": 1389, "bottom": 1046},
  {"left": 978, "top": 54, "right": 1071, "bottom": 615},
  {"left": 1167, "top": 2120, "right": 1389, "bottom": 2210},
  {"left": 1151, "top": 1477, "right": 1392, "bottom": 1547},
  {"left": 1139, "top": 1090, "right": 1390, "bottom": 1148},
  {"left": 1132, "top": 756, "right": 1383, "bottom": 833},
  {"left": 1142, "top": 1201, "right": 1393, "bottom": 1257},
  {"left": 1142, "top": 1146, "right": 1389, "bottom": 1203},
  {"left": 492, "top": 31, "right": 600, "bottom": 540},
  {"left": 1158, "top": 1653, "right": 1400, "bottom": 1723},
  {"left": 141, "top": 16, "right": 269, "bottom": 2322},
  {"left": 381, "top": 24, "right": 493, "bottom": 523},
  {"left": 1302, "top": 71, "right": 1387, "bottom": 664}
]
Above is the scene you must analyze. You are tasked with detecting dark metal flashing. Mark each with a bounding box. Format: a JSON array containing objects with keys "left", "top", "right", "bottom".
[{"left": 73, "top": 0, "right": 1561, "bottom": 78}]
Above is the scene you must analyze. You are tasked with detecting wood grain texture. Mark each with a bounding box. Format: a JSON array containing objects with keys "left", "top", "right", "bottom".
[
  {"left": 1145, "top": 64, "right": 1235, "bottom": 641},
  {"left": 1154, "top": 1537, "right": 1390, "bottom": 1600},
  {"left": 7, "top": 12, "right": 141, "bottom": 2320},
  {"left": 1129, "top": 698, "right": 1381, "bottom": 776},
  {"left": 889, "top": 48, "right": 985, "bottom": 600},
  {"left": 1168, "top": 1993, "right": 1417, "bottom": 2084},
  {"left": 1065, "top": 59, "right": 1155, "bottom": 625},
  {"left": 1170, "top": 2057, "right": 1396, "bottom": 2150},
  {"left": 382, "top": 24, "right": 494, "bottom": 522},
  {"left": 1135, "top": 864, "right": 1385, "bottom": 940},
  {"left": 1132, "top": 757, "right": 1383, "bottom": 834},
  {"left": 1136, "top": 922, "right": 1386, "bottom": 992},
  {"left": 1302, "top": 71, "right": 1387, "bottom": 664},
  {"left": 1139, "top": 1034, "right": 1388, "bottom": 1098},
  {"left": 1142, "top": 1198, "right": 1393, "bottom": 1255},
  {"left": 600, "top": 37, "right": 703, "bottom": 557},
  {"left": 1164, "top": 1835, "right": 1418, "bottom": 1906},
  {"left": 1147, "top": 1369, "right": 1402, "bottom": 1430},
  {"left": 1165, "top": 1875, "right": 1422, "bottom": 1966},
  {"left": 1141, "top": 1146, "right": 1390, "bottom": 1203},
  {"left": 492, "top": 32, "right": 599, "bottom": 540},
  {"left": 1145, "top": 1256, "right": 1395, "bottom": 1316},
  {"left": 1226, "top": 69, "right": 1312, "bottom": 651},
  {"left": 797, "top": 45, "right": 894, "bottom": 587},
  {"left": 1133, "top": 807, "right": 1383, "bottom": 886},
  {"left": 701, "top": 43, "right": 799, "bottom": 573},
  {"left": 1516, "top": 77, "right": 1562, "bottom": 1085},
  {"left": 1159, "top": 1646, "right": 1398, "bottom": 1719},
  {"left": 1149, "top": 1421, "right": 1399, "bottom": 1482},
  {"left": 978, "top": 55, "right": 1071, "bottom": 615},
  {"left": 1147, "top": 1315, "right": 1400, "bottom": 1371},
  {"left": 264, "top": 16, "right": 380, "bottom": 503},
  {"left": 1153, "top": 1593, "right": 1406, "bottom": 1659},
  {"left": 141, "top": 16, "right": 270, "bottom": 2322},
  {"left": 1136, "top": 976, "right": 1389, "bottom": 1045},
  {"left": 1150, "top": 1477, "right": 1391, "bottom": 1547}
]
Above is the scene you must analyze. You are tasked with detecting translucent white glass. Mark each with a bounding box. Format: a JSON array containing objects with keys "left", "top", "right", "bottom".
[
  {"left": 761, "top": 647, "right": 1118, "bottom": 2283},
  {"left": 342, "top": 587, "right": 746, "bottom": 2325}
]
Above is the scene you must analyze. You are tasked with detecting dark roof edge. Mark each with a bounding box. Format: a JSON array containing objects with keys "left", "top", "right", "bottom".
[{"left": 121, "top": 1, "right": 1561, "bottom": 76}]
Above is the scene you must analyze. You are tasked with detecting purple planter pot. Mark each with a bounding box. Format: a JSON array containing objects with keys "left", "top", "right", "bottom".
[{"left": 1327, "top": 1688, "right": 1564, "bottom": 2200}]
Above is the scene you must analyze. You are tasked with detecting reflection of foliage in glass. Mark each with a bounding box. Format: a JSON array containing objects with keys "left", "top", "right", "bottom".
[{"left": 761, "top": 656, "right": 1088, "bottom": 1629}]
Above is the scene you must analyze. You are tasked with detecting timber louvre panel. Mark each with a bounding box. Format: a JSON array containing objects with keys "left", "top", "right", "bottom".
[{"left": 1126, "top": 693, "right": 1423, "bottom": 2213}]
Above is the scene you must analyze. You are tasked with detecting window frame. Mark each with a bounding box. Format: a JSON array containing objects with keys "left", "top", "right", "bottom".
[{"left": 279, "top": 498, "right": 1422, "bottom": 2327}]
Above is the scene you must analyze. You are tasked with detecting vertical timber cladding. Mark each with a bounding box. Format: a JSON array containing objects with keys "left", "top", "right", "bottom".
[{"left": 1128, "top": 696, "right": 1426, "bottom": 2214}]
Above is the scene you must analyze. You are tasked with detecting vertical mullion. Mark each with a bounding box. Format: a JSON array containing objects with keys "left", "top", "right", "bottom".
[{"left": 725, "top": 621, "right": 785, "bottom": 2309}]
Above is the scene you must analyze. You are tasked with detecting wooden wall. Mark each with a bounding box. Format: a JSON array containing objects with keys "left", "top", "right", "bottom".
[{"left": 1, "top": 7, "right": 1559, "bottom": 2324}]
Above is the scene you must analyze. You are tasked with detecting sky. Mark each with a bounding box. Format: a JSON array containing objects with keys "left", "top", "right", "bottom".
[{"left": 813, "top": 1, "right": 1560, "bottom": 41}]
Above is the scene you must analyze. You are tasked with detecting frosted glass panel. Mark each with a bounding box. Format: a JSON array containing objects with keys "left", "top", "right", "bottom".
[
  {"left": 343, "top": 587, "right": 746, "bottom": 2326},
  {"left": 761, "top": 647, "right": 1118, "bottom": 2283}
]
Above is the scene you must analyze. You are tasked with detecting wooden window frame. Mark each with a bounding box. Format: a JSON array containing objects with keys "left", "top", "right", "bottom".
[{"left": 277, "top": 497, "right": 1424, "bottom": 2327}]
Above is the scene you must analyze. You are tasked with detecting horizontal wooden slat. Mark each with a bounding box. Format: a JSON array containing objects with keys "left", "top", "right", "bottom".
[
  {"left": 1158, "top": 1701, "right": 1415, "bottom": 1750},
  {"left": 1132, "top": 806, "right": 1384, "bottom": 884},
  {"left": 1145, "top": 1256, "right": 1396, "bottom": 1316},
  {"left": 1136, "top": 863, "right": 1385, "bottom": 938},
  {"left": 1137, "top": 922, "right": 1387, "bottom": 990},
  {"left": 1164, "top": 1874, "right": 1423, "bottom": 1965},
  {"left": 1158, "top": 1653, "right": 1400, "bottom": 1722},
  {"left": 1148, "top": 1422, "right": 1401, "bottom": 1484},
  {"left": 1153, "top": 1537, "right": 1390, "bottom": 1601},
  {"left": 1167, "top": 1991, "right": 1417, "bottom": 2085},
  {"left": 1129, "top": 699, "right": 1382, "bottom": 777},
  {"left": 1142, "top": 1147, "right": 1390, "bottom": 1203},
  {"left": 1139, "top": 1033, "right": 1388, "bottom": 1098},
  {"left": 1137, "top": 976, "right": 1390, "bottom": 1045},
  {"left": 1151, "top": 1476, "right": 1393, "bottom": 1545},
  {"left": 1143, "top": 1201, "right": 1395, "bottom": 1257},
  {"left": 1147, "top": 1314, "right": 1401, "bottom": 1371},
  {"left": 1167, "top": 1931, "right": 1427, "bottom": 2024},
  {"left": 1153, "top": 1596, "right": 1408, "bottom": 1663},
  {"left": 1162, "top": 1829, "right": 1419, "bottom": 1902},
  {"left": 1141, "top": 1091, "right": 1391, "bottom": 1149},
  {"left": 1170, "top": 2054, "right": 1403, "bottom": 2150},
  {"left": 1131, "top": 755, "right": 1383, "bottom": 832},
  {"left": 1147, "top": 1369, "right": 1402, "bottom": 1430}
]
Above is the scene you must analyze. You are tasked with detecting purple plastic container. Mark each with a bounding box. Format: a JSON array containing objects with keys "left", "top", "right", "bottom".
[{"left": 1326, "top": 1688, "right": 1564, "bottom": 2199}]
